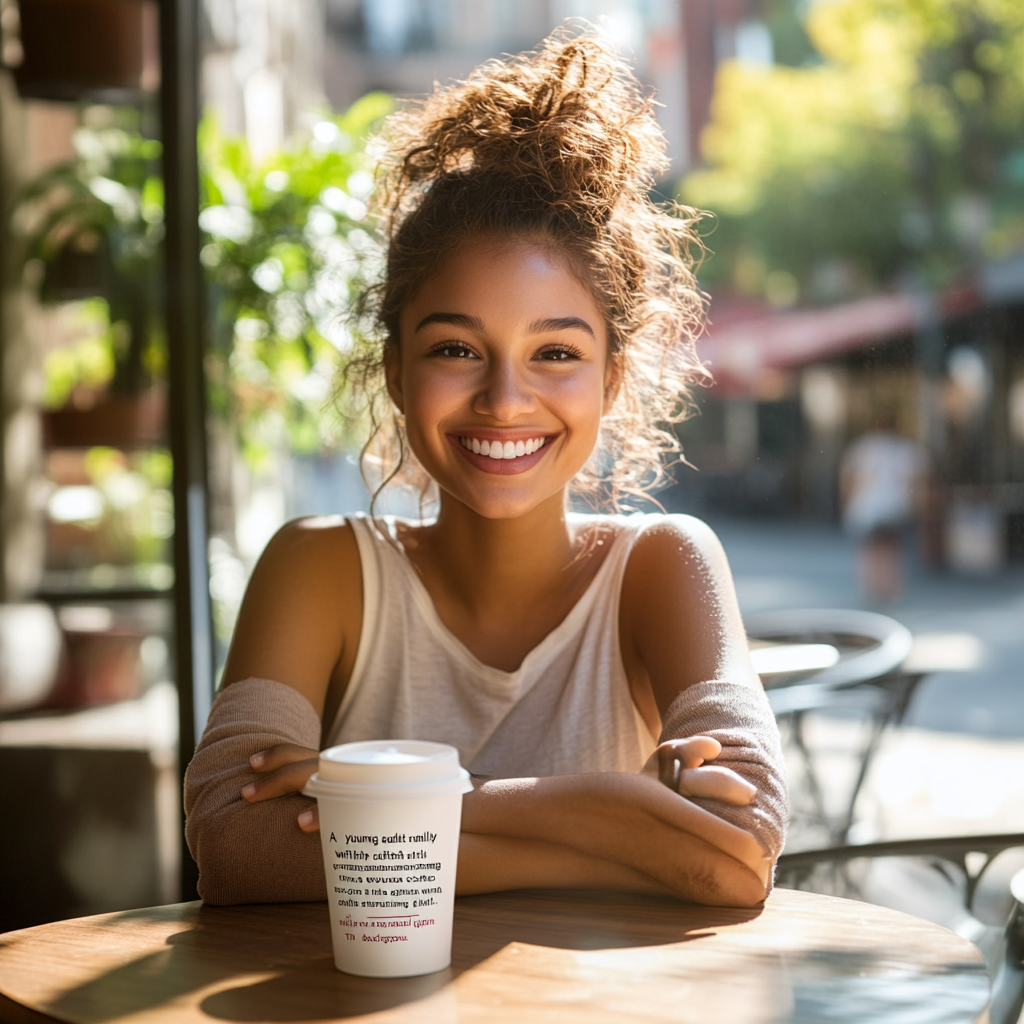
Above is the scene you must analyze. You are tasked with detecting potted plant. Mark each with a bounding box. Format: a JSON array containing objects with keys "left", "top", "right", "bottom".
[
  {"left": 16, "top": 91, "right": 392, "bottom": 457},
  {"left": 17, "top": 105, "right": 166, "bottom": 449}
]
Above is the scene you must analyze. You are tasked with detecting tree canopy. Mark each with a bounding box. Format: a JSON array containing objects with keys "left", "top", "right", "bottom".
[{"left": 682, "top": 0, "right": 1024, "bottom": 306}]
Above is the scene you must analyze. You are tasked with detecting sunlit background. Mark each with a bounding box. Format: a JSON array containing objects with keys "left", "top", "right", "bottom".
[{"left": 1, "top": 0, "right": 1023, "bottom": 942}]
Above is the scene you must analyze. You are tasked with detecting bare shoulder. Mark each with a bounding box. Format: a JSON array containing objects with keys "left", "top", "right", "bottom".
[
  {"left": 221, "top": 515, "right": 364, "bottom": 715},
  {"left": 257, "top": 514, "right": 360, "bottom": 577},
  {"left": 620, "top": 514, "right": 756, "bottom": 708},
  {"left": 623, "top": 514, "right": 730, "bottom": 597}
]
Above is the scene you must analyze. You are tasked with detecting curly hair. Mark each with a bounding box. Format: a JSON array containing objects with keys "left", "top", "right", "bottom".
[{"left": 343, "top": 26, "right": 710, "bottom": 510}]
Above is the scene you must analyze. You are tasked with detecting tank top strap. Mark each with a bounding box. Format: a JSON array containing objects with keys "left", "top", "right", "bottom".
[{"left": 330, "top": 514, "right": 385, "bottom": 733}]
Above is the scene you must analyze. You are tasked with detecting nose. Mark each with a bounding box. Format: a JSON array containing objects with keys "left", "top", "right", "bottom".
[{"left": 472, "top": 355, "right": 537, "bottom": 422}]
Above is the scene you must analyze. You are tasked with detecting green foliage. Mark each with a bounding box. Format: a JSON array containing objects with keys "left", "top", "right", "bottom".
[
  {"left": 41, "top": 299, "right": 117, "bottom": 409},
  {"left": 683, "top": 0, "right": 1024, "bottom": 304},
  {"left": 18, "top": 93, "right": 393, "bottom": 467},
  {"left": 81, "top": 446, "right": 174, "bottom": 567},
  {"left": 198, "top": 92, "right": 393, "bottom": 468},
  {"left": 18, "top": 106, "right": 165, "bottom": 395}
]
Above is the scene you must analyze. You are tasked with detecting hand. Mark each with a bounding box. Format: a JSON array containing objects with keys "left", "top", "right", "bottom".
[
  {"left": 241, "top": 743, "right": 321, "bottom": 833},
  {"left": 641, "top": 736, "right": 756, "bottom": 807}
]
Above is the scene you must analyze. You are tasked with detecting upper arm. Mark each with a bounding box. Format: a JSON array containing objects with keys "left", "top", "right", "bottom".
[
  {"left": 620, "top": 515, "right": 758, "bottom": 719},
  {"left": 221, "top": 516, "right": 362, "bottom": 719}
]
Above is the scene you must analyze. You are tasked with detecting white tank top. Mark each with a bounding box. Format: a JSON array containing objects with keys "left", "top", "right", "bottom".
[{"left": 327, "top": 513, "right": 659, "bottom": 779}]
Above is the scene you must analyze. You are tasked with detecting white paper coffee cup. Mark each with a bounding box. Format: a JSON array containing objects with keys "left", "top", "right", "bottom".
[{"left": 303, "top": 739, "right": 472, "bottom": 978}]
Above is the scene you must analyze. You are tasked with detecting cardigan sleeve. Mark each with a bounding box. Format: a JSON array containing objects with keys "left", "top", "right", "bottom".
[
  {"left": 658, "top": 680, "right": 789, "bottom": 864},
  {"left": 183, "top": 677, "right": 326, "bottom": 905}
]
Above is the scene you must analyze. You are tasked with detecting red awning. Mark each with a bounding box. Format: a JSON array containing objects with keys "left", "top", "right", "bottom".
[{"left": 697, "top": 284, "right": 980, "bottom": 392}]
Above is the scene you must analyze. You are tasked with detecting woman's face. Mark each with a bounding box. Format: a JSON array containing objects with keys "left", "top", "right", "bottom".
[{"left": 390, "top": 236, "right": 616, "bottom": 520}]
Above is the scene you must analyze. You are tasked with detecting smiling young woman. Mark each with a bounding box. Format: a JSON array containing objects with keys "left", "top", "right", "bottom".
[{"left": 183, "top": 29, "right": 788, "bottom": 910}]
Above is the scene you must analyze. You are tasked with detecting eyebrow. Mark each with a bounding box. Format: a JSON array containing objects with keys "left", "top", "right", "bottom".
[
  {"left": 528, "top": 316, "right": 595, "bottom": 338},
  {"left": 414, "top": 311, "right": 596, "bottom": 338},
  {"left": 414, "top": 312, "right": 484, "bottom": 332}
]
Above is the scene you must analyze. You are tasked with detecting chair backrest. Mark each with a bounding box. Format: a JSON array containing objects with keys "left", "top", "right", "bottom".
[{"left": 745, "top": 608, "right": 913, "bottom": 715}]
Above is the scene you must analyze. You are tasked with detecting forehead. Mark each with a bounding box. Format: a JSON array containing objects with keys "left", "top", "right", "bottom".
[{"left": 401, "top": 236, "right": 605, "bottom": 335}]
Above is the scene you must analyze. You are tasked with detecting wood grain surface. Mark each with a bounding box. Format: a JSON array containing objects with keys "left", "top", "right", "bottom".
[{"left": 0, "top": 888, "right": 989, "bottom": 1024}]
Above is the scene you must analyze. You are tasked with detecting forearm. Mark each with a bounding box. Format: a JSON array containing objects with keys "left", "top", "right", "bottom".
[
  {"left": 456, "top": 833, "right": 672, "bottom": 896},
  {"left": 461, "top": 773, "right": 768, "bottom": 905}
]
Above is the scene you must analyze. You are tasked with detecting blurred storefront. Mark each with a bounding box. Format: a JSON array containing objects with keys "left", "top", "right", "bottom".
[{"left": 669, "top": 260, "right": 1024, "bottom": 572}]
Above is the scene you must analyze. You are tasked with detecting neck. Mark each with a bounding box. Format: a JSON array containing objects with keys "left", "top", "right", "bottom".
[{"left": 412, "top": 491, "right": 582, "bottom": 619}]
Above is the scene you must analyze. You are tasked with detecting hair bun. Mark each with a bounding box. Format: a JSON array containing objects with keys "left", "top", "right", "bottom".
[{"left": 383, "top": 31, "right": 670, "bottom": 226}]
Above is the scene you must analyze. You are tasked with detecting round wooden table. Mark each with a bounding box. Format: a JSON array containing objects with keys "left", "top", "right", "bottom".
[{"left": 0, "top": 888, "right": 989, "bottom": 1023}]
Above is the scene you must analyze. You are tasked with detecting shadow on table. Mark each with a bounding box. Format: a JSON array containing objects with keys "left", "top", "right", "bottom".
[{"left": 37, "top": 892, "right": 761, "bottom": 1023}]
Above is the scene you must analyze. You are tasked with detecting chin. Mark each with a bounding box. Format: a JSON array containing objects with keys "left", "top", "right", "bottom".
[
  {"left": 451, "top": 491, "right": 552, "bottom": 521},
  {"left": 433, "top": 476, "right": 565, "bottom": 521}
]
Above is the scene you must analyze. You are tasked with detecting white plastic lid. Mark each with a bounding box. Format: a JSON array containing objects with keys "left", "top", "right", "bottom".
[{"left": 303, "top": 739, "right": 472, "bottom": 800}]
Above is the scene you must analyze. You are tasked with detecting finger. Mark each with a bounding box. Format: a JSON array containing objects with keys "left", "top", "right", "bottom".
[
  {"left": 242, "top": 758, "right": 318, "bottom": 802},
  {"left": 678, "top": 765, "right": 756, "bottom": 806},
  {"left": 298, "top": 804, "right": 320, "bottom": 833},
  {"left": 657, "top": 749, "right": 680, "bottom": 791},
  {"left": 250, "top": 744, "right": 320, "bottom": 772},
  {"left": 657, "top": 736, "right": 722, "bottom": 770}
]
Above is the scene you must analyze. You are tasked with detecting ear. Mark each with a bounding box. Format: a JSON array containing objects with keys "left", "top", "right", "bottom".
[
  {"left": 384, "top": 341, "right": 405, "bottom": 414},
  {"left": 603, "top": 352, "right": 623, "bottom": 412}
]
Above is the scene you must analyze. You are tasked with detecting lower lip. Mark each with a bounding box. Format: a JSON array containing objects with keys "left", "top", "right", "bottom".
[{"left": 449, "top": 437, "right": 553, "bottom": 475}]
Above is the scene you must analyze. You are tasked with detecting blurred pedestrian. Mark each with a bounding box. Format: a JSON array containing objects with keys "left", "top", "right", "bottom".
[{"left": 840, "top": 412, "right": 928, "bottom": 602}]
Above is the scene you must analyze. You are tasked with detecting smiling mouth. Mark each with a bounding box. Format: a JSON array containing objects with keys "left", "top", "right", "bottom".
[{"left": 458, "top": 436, "right": 548, "bottom": 461}]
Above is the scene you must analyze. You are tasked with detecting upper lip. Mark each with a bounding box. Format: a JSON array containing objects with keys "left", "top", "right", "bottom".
[{"left": 450, "top": 430, "right": 554, "bottom": 442}]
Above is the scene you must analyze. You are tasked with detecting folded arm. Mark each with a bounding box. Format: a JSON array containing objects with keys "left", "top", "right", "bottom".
[{"left": 457, "top": 772, "right": 768, "bottom": 906}]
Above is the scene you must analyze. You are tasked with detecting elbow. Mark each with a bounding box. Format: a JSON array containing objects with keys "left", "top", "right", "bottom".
[
  {"left": 186, "top": 808, "right": 249, "bottom": 906},
  {"left": 705, "top": 858, "right": 770, "bottom": 908},
  {"left": 186, "top": 797, "right": 326, "bottom": 906},
  {"left": 711, "top": 873, "right": 768, "bottom": 909},
  {"left": 666, "top": 853, "right": 769, "bottom": 908}
]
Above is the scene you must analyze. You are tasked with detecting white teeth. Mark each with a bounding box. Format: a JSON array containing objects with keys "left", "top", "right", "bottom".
[{"left": 460, "top": 436, "right": 547, "bottom": 459}]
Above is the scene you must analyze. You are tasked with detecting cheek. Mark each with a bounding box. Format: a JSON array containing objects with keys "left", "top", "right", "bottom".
[
  {"left": 400, "top": 366, "right": 464, "bottom": 437},
  {"left": 543, "top": 368, "right": 607, "bottom": 433}
]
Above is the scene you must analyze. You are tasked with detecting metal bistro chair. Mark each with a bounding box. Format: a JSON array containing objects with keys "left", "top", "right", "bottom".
[
  {"left": 778, "top": 835, "right": 1024, "bottom": 1024},
  {"left": 746, "top": 608, "right": 917, "bottom": 846}
]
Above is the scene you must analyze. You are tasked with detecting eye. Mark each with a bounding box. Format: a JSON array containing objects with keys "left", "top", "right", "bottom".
[
  {"left": 535, "top": 345, "right": 583, "bottom": 362},
  {"left": 428, "top": 341, "right": 478, "bottom": 359}
]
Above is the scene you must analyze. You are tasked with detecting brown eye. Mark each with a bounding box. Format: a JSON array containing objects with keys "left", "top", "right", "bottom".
[
  {"left": 430, "top": 342, "right": 477, "bottom": 359},
  {"left": 536, "top": 346, "right": 582, "bottom": 362}
]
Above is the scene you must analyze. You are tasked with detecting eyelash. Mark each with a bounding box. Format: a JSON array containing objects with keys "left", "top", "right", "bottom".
[
  {"left": 428, "top": 341, "right": 476, "bottom": 359},
  {"left": 536, "top": 344, "right": 583, "bottom": 361},
  {"left": 426, "top": 341, "right": 584, "bottom": 361}
]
